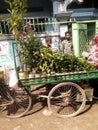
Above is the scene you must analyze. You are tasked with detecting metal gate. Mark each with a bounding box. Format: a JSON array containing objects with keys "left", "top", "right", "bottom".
[{"left": 72, "top": 22, "right": 96, "bottom": 57}]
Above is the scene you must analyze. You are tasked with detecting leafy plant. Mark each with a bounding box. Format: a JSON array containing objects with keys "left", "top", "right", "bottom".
[
  {"left": 38, "top": 47, "right": 96, "bottom": 73},
  {"left": 4, "top": 0, "right": 27, "bottom": 36},
  {"left": 39, "top": 47, "right": 54, "bottom": 73},
  {"left": 18, "top": 22, "right": 41, "bottom": 70}
]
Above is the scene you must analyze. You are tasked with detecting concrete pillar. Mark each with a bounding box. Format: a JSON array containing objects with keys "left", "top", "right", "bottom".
[{"left": 51, "top": 0, "right": 61, "bottom": 15}]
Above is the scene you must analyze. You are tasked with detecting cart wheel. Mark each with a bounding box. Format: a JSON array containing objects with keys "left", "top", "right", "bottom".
[
  {"left": 48, "top": 82, "right": 86, "bottom": 118},
  {"left": 2, "top": 88, "right": 32, "bottom": 119}
]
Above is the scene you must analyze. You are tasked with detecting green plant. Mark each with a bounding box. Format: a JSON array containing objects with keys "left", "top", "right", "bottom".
[
  {"left": 38, "top": 47, "right": 96, "bottom": 73},
  {"left": 18, "top": 22, "right": 41, "bottom": 70},
  {"left": 4, "top": 0, "right": 27, "bottom": 36},
  {"left": 39, "top": 47, "right": 54, "bottom": 74}
]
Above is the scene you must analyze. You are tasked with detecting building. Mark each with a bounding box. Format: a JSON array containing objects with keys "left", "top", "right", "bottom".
[{"left": 1, "top": 0, "right": 98, "bottom": 56}]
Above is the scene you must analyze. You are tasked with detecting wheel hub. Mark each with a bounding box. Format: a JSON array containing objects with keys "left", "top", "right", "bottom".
[{"left": 63, "top": 96, "right": 71, "bottom": 106}]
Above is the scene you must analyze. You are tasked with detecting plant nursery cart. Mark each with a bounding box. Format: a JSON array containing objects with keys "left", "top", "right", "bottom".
[{"left": 0, "top": 43, "right": 97, "bottom": 119}]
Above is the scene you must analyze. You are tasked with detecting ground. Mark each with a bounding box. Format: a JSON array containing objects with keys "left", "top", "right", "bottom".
[{"left": 0, "top": 85, "right": 98, "bottom": 130}]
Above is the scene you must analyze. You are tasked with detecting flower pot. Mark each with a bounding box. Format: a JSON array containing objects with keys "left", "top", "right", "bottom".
[
  {"left": 18, "top": 72, "right": 28, "bottom": 79},
  {"left": 29, "top": 73, "right": 35, "bottom": 78},
  {"left": 35, "top": 74, "right": 41, "bottom": 78}
]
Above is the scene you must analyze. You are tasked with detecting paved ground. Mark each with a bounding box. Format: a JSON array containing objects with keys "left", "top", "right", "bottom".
[
  {"left": 0, "top": 84, "right": 98, "bottom": 130},
  {"left": 0, "top": 97, "right": 98, "bottom": 130}
]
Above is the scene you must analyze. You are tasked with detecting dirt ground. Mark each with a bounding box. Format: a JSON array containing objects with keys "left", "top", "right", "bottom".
[{"left": 0, "top": 84, "right": 98, "bottom": 130}]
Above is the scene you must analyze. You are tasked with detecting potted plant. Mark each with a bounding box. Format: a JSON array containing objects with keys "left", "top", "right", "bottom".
[
  {"left": 18, "top": 22, "right": 41, "bottom": 69},
  {"left": 5, "top": 0, "right": 42, "bottom": 79}
]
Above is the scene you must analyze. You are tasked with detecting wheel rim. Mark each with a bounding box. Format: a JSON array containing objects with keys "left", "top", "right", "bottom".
[
  {"left": 48, "top": 82, "right": 86, "bottom": 118},
  {"left": 2, "top": 89, "right": 32, "bottom": 119}
]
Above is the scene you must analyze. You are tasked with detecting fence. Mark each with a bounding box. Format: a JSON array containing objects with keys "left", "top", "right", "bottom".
[
  {"left": 0, "top": 17, "right": 97, "bottom": 57},
  {"left": 0, "top": 20, "right": 10, "bottom": 34},
  {"left": 0, "top": 17, "right": 61, "bottom": 35}
]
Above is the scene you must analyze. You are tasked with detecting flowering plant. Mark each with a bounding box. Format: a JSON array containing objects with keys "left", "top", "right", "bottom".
[{"left": 17, "top": 22, "right": 41, "bottom": 70}]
